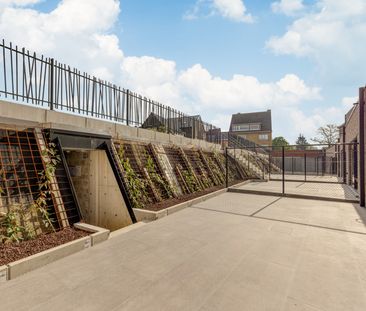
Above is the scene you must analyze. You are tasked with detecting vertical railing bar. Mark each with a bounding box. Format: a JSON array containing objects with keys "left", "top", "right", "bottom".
[
  {"left": 15, "top": 45, "right": 18, "bottom": 101},
  {"left": 22, "top": 47, "right": 26, "bottom": 101},
  {"left": 38, "top": 55, "right": 44, "bottom": 105},
  {"left": 33, "top": 52, "right": 38, "bottom": 105},
  {"left": 2, "top": 39, "right": 7, "bottom": 97},
  {"left": 9, "top": 42, "right": 14, "bottom": 99},
  {"left": 26, "top": 50, "right": 35, "bottom": 102}
]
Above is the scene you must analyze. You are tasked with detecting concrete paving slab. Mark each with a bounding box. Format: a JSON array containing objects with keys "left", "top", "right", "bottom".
[
  {"left": 237, "top": 180, "right": 359, "bottom": 201},
  {"left": 255, "top": 197, "right": 366, "bottom": 234},
  {"left": 194, "top": 192, "right": 279, "bottom": 216},
  {"left": 1, "top": 192, "right": 366, "bottom": 311}
]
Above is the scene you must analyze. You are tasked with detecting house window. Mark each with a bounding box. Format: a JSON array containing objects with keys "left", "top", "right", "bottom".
[
  {"left": 259, "top": 134, "right": 268, "bottom": 140},
  {"left": 232, "top": 123, "right": 261, "bottom": 132},
  {"left": 233, "top": 124, "right": 249, "bottom": 131},
  {"left": 249, "top": 123, "right": 260, "bottom": 131}
]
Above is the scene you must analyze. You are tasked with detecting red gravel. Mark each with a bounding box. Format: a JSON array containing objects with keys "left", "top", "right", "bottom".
[
  {"left": 145, "top": 185, "right": 225, "bottom": 211},
  {"left": 144, "top": 180, "right": 243, "bottom": 211},
  {"left": 0, "top": 228, "right": 89, "bottom": 266}
]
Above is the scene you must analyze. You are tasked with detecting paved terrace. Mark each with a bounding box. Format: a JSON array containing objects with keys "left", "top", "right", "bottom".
[
  {"left": 2, "top": 193, "right": 366, "bottom": 311},
  {"left": 236, "top": 179, "right": 359, "bottom": 201},
  {"left": 270, "top": 174, "right": 343, "bottom": 183}
]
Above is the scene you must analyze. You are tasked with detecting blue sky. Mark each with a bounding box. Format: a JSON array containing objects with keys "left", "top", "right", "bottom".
[{"left": 1, "top": 0, "right": 365, "bottom": 143}]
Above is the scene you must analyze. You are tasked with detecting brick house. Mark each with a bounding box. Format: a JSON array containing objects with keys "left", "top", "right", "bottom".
[
  {"left": 229, "top": 110, "right": 272, "bottom": 146},
  {"left": 338, "top": 102, "right": 365, "bottom": 190}
]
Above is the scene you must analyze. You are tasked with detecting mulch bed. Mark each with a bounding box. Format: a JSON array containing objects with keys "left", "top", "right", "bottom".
[
  {"left": 145, "top": 180, "right": 246, "bottom": 211},
  {"left": 145, "top": 185, "right": 225, "bottom": 211},
  {"left": 0, "top": 228, "right": 89, "bottom": 266}
]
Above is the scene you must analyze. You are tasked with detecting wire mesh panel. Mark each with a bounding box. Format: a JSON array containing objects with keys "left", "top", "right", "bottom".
[
  {"left": 0, "top": 128, "right": 64, "bottom": 241},
  {"left": 228, "top": 143, "right": 360, "bottom": 202}
]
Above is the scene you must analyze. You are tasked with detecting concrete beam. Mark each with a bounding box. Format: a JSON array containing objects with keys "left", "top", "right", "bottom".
[{"left": 0, "top": 99, "right": 221, "bottom": 151}]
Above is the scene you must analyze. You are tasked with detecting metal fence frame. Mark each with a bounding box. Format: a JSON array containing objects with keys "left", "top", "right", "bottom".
[
  {"left": 225, "top": 142, "right": 363, "bottom": 203},
  {"left": 0, "top": 39, "right": 221, "bottom": 143}
]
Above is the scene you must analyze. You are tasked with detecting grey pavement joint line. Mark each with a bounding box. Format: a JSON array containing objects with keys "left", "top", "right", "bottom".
[
  {"left": 295, "top": 182, "right": 305, "bottom": 188},
  {"left": 190, "top": 206, "right": 366, "bottom": 236},
  {"left": 250, "top": 197, "right": 282, "bottom": 216}
]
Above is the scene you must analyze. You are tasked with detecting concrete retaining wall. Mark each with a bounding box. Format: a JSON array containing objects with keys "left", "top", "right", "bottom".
[{"left": 0, "top": 100, "right": 221, "bottom": 152}]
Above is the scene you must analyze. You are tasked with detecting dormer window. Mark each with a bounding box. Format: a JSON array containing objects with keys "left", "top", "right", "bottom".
[{"left": 232, "top": 123, "right": 261, "bottom": 132}]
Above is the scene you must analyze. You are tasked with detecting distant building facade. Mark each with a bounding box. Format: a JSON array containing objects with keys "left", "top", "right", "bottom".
[
  {"left": 229, "top": 110, "right": 272, "bottom": 146},
  {"left": 141, "top": 113, "right": 206, "bottom": 140},
  {"left": 339, "top": 102, "right": 360, "bottom": 189}
]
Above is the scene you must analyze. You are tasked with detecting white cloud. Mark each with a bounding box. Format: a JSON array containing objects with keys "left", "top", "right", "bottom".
[
  {"left": 212, "top": 0, "right": 253, "bottom": 23},
  {"left": 0, "top": 0, "right": 41, "bottom": 9},
  {"left": 0, "top": 0, "right": 123, "bottom": 81},
  {"left": 0, "top": 0, "right": 331, "bottom": 142},
  {"left": 266, "top": 0, "right": 366, "bottom": 81},
  {"left": 342, "top": 96, "right": 358, "bottom": 111},
  {"left": 184, "top": 0, "right": 253, "bottom": 23},
  {"left": 271, "top": 0, "right": 304, "bottom": 16}
]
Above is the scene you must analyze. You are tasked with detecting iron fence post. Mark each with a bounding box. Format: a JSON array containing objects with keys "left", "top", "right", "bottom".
[
  {"left": 167, "top": 106, "right": 171, "bottom": 133},
  {"left": 269, "top": 152, "right": 271, "bottom": 180},
  {"left": 315, "top": 157, "right": 318, "bottom": 175},
  {"left": 359, "top": 87, "right": 365, "bottom": 207},
  {"left": 282, "top": 146, "right": 285, "bottom": 195},
  {"left": 225, "top": 147, "right": 229, "bottom": 188},
  {"left": 304, "top": 153, "right": 307, "bottom": 182},
  {"left": 126, "top": 89, "right": 130, "bottom": 126},
  {"left": 49, "top": 58, "right": 54, "bottom": 110}
]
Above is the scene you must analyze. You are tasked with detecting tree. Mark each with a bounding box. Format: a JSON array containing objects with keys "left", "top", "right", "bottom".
[
  {"left": 296, "top": 134, "right": 309, "bottom": 150},
  {"left": 311, "top": 124, "right": 339, "bottom": 146},
  {"left": 272, "top": 136, "right": 290, "bottom": 150}
]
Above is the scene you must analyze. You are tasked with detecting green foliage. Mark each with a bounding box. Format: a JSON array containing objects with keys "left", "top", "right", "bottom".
[
  {"left": 178, "top": 164, "right": 201, "bottom": 193},
  {"left": 146, "top": 155, "right": 174, "bottom": 199},
  {"left": 118, "top": 147, "right": 147, "bottom": 209},
  {"left": 296, "top": 134, "right": 309, "bottom": 150},
  {"left": 0, "top": 141, "right": 59, "bottom": 243},
  {"left": 206, "top": 155, "right": 224, "bottom": 185},
  {"left": 0, "top": 206, "right": 35, "bottom": 243},
  {"left": 272, "top": 136, "right": 293, "bottom": 150},
  {"left": 35, "top": 142, "right": 60, "bottom": 230}
]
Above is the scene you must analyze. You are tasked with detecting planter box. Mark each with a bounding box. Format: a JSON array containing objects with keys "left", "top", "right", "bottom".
[
  {"left": 7, "top": 236, "right": 92, "bottom": 280},
  {"left": 1, "top": 223, "right": 121, "bottom": 282},
  {"left": 133, "top": 180, "right": 252, "bottom": 222},
  {"left": 0, "top": 265, "right": 8, "bottom": 282},
  {"left": 74, "top": 223, "right": 110, "bottom": 246}
]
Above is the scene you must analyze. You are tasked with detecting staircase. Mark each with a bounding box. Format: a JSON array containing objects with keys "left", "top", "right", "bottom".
[
  {"left": 227, "top": 133, "right": 281, "bottom": 180},
  {"left": 51, "top": 137, "right": 82, "bottom": 226}
]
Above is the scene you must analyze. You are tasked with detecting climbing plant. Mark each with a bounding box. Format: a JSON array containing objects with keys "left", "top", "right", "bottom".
[
  {"left": 146, "top": 155, "right": 174, "bottom": 199},
  {"left": 177, "top": 164, "right": 201, "bottom": 193},
  {"left": 32, "top": 142, "right": 60, "bottom": 231},
  {"left": 117, "top": 147, "right": 148, "bottom": 209},
  {"left": 0, "top": 141, "right": 60, "bottom": 243}
]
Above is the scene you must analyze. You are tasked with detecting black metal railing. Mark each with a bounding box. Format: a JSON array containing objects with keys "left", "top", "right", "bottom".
[
  {"left": 227, "top": 132, "right": 270, "bottom": 154},
  {"left": 226, "top": 143, "right": 361, "bottom": 202},
  {"left": 0, "top": 39, "right": 221, "bottom": 143}
]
